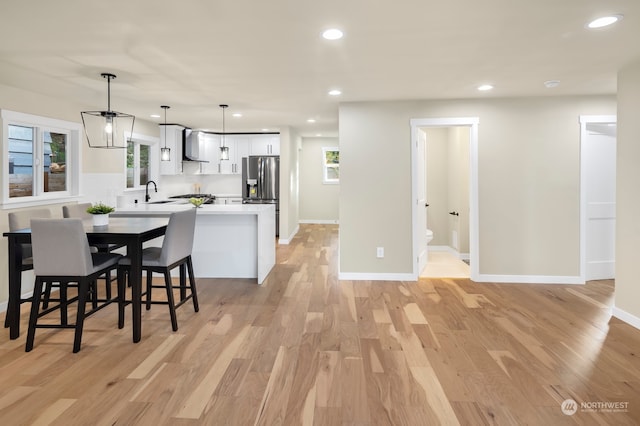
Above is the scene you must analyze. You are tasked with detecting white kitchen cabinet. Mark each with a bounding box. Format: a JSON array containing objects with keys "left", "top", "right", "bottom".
[
  {"left": 215, "top": 196, "right": 243, "bottom": 205},
  {"left": 159, "top": 125, "right": 185, "bottom": 175},
  {"left": 207, "top": 135, "right": 249, "bottom": 174},
  {"left": 200, "top": 133, "right": 221, "bottom": 174},
  {"left": 249, "top": 135, "right": 280, "bottom": 155}
]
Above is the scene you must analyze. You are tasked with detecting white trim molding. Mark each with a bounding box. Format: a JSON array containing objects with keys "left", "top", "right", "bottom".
[
  {"left": 612, "top": 306, "right": 640, "bottom": 330},
  {"left": 410, "top": 117, "right": 480, "bottom": 282},
  {"left": 278, "top": 224, "right": 300, "bottom": 245},
  {"left": 339, "top": 272, "right": 417, "bottom": 281},
  {"left": 475, "top": 274, "right": 584, "bottom": 285}
]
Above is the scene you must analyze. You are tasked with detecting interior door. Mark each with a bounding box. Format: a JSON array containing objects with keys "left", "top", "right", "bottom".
[
  {"left": 417, "top": 129, "right": 428, "bottom": 272},
  {"left": 585, "top": 123, "right": 616, "bottom": 280}
]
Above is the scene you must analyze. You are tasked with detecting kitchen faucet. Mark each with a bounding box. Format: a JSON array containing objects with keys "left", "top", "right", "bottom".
[{"left": 145, "top": 180, "right": 157, "bottom": 202}]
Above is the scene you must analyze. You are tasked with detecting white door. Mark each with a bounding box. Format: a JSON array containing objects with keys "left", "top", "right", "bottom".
[
  {"left": 417, "top": 129, "right": 428, "bottom": 272},
  {"left": 585, "top": 123, "right": 616, "bottom": 280}
]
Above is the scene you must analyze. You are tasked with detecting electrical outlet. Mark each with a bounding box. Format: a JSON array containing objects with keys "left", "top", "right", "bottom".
[{"left": 376, "top": 247, "right": 384, "bottom": 258}]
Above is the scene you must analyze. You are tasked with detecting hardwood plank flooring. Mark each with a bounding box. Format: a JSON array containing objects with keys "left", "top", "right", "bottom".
[{"left": 1, "top": 224, "right": 640, "bottom": 424}]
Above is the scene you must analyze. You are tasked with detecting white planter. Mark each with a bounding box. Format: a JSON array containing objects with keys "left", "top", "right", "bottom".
[{"left": 92, "top": 213, "right": 109, "bottom": 227}]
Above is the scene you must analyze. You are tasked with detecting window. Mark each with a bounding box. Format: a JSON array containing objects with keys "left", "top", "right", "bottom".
[
  {"left": 124, "top": 132, "right": 159, "bottom": 189},
  {"left": 322, "top": 147, "right": 339, "bottom": 184},
  {"left": 2, "top": 109, "right": 80, "bottom": 206}
]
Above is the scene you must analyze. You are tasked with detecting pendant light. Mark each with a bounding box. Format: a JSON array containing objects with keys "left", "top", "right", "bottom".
[
  {"left": 219, "top": 104, "right": 229, "bottom": 160},
  {"left": 160, "top": 105, "right": 171, "bottom": 161},
  {"left": 81, "top": 73, "right": 135, "bottom": 149}
]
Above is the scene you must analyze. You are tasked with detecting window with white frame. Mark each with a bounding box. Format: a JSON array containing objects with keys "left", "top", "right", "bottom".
[
  {"left": 322, "top": 147, "right": 339, "bottom": 184},
  {"left": 2, "top": 109, "right": 80, "bottom": 206},
  {"left": 125, "top": 133, "right": 158, "bottom": 189}
]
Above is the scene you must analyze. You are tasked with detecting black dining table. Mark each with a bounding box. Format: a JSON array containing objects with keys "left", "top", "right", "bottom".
[{"left": 3, "top": 216, "right": 169, "bottom": 342}]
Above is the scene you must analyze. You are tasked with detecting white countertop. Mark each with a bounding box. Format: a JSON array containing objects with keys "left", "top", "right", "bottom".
[{"left": 112, "top": 202, "right": 274, "bottom": 216}]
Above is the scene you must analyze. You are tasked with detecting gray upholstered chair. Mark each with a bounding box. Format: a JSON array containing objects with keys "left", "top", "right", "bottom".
[
  {"left": 118, "top": 208, "right": 199, "bottom": 331},
  {"left": 26, "top": 218, "right": 123, "bottom": 353},
  {"left": 63, "top": 202, "right": 124, "bottom": 302},
  {"left": 62, "top": 203, "right": 92, "bottom": 220},
  {"left": 5, "top": 208, "right": 52, "bottom": 327}
]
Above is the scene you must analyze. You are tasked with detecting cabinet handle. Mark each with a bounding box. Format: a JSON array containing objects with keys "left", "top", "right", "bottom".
[{"left": 449, "top": 211, "right": 459, "bottom": 216}]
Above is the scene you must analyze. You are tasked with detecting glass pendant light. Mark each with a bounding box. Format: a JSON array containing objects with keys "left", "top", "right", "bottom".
[
  {"left": 160, "top": 105, "right": 171, "bottom": 161},
  {"left": 81, "top": 73, "right": 135, "bottom": 148},
  {"left": 220, "top": 104, "right": 229, "bottom": 160}
]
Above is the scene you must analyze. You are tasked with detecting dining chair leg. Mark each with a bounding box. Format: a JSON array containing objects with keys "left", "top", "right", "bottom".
[
  {"left": 90, "top": 280, "right": 98, "bottom": 309},
  {"left": 163, "top": 270, "right": 178, "bottom": 331},
  {"left": 25, "top": 277, "right": 45, "bottom": 352},
  {"left": 104, "top": 271, "right": 112, "bottom": 300},
  {"left": 60, "top": 282, "right": 68, "bottom": 326},
  {"left": 73, "top": 279, "right": 89, "bottom": 353},
  {"left": 179, "top": 263, "right": 187, "bottom": 301},
  {"left": 42, "top": 281, "right": 52, "bottom": 309},
  {"left": 186, "top": 257, "right": 199, "bottom": 312},
  {"left": 146, "top": 271, "right": 153, "bottom": 310}
]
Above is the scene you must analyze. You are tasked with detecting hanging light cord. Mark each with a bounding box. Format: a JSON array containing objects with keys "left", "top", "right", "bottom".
[
  {"left": 220, "top": 104, "right": 228, "bottom": 147},
  {"left": 162, "top": 105, "right": 169, "bottom": 148}
]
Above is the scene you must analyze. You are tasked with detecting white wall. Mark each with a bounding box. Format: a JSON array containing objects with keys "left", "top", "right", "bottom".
[
  {"left": 339, "top": 96, "right": 616, "bottom": 279},
  {"left": 279, "top": 126, "right": 300, "bottom": 243},
  {"left": 299, "top": 137, "right": 339, "bottom": 223},
  {"left": 615, "top": 58, "right": 640, "bottom": 326}
]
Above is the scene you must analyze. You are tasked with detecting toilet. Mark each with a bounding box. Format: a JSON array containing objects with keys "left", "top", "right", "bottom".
[{"left": 426, "top": 229, "right": 433, "bottom": 244}]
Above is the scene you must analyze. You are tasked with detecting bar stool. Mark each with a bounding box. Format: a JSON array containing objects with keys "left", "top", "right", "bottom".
[
  {"left": 26, "top": 218, "right": 123, "bottom": 353},
  {"left": 118, "top": 208, "right": 199, "bottom": 331}
]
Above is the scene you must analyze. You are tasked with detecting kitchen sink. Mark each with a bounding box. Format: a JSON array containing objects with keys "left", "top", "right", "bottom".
[{"left": 148, "top": 200, "right": 174, "bottom": 204}]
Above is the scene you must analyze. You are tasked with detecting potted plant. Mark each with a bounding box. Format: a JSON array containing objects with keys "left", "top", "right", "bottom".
[{"left": 86, "top": 202, "right": 115, "bottom": 226}]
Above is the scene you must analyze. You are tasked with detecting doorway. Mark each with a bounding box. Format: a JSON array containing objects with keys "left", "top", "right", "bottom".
[
  {"left": 580, "top": 115, "right": 617, "bottom": 282},
  {"left": 410, "top": 117, "right": 479, "bottom": 281}
]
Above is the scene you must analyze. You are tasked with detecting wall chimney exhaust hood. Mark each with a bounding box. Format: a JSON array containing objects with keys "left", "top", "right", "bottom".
[{"left": 182, "top": 129, "right": 209, "bottom": 162}]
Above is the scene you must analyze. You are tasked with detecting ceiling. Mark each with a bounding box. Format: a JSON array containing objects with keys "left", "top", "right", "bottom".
[{"left": 0, "top": 0, "right": 638, "bottom": 137}]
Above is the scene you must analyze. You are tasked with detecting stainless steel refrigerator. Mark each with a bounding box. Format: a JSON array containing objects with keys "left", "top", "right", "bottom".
[{"left": 242, "top": 156, "right": 279, "bottom": 236}]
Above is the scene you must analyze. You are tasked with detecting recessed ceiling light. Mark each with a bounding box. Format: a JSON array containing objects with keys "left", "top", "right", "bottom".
[
  {"left": 307, "top": 119, "right": 316, "bottom": 123},
  {"left": 150, "top": 114, "right": 161, "bottom": 118},
  {"left": 587, "top": 15, "right": 623, "bottom": 29},
  {"left": 328, "top": 89, "right": 342, "bottom": 96},
  {"left": 232, "top": 113, "right": 242, "bottom": 118},
  {"left": 544, "top": 80, "right": 560, "bottom": 88},
  {"left": 477, "top": 84, "right": 494, "bottom": 91},
  {"left": 322, "top": 28, "right": 343, "bottom": 40}
]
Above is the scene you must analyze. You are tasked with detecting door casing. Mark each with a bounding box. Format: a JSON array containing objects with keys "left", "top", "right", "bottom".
[{"left": 410, "top": 117, "right": 479, "bottom": 281}]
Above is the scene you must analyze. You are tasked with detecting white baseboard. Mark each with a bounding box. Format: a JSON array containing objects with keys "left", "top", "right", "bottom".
[
  {"left": 612, "top": 306, "right": 640, "bottom": 330},
  {"left": 475, "top": 274, "right": 584, "bottom": 285},
  {"left": 299, "top": 219, "right": 339, "bottom": 224},
  {"left": 278, "top": 224, "right": 300, "bottom": 245},
  {"left": 339, "top": 272, "right": 416, "bottom": 281}
]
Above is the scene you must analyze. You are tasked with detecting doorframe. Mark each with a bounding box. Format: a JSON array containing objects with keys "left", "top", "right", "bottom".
[
  {"left": 579, "top": 114, "right": 617, "bottom": 283},
  {"left": 410, "top": 117, "right": 479, "bottom": 281}
]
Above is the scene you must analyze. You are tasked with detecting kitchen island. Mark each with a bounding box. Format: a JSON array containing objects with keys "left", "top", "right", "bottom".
[{"left": 112, "top": 203, "right": 275, "bottom": 284}]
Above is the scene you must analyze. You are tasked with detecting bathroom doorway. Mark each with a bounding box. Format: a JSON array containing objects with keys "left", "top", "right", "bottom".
[
  {"left": 421, "top": 126, "right": 471, "bottom": 278},
  {"left": 410, "top": 117, "right": 479, "bottom": 281}
]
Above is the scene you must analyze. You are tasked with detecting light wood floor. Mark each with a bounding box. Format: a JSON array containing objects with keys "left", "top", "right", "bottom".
[
  {"left": 1, "top": 224, "right": 640, "bottom": 425},
  {"left": 420, "top": 251, "right": 470, "bottom": 279}
]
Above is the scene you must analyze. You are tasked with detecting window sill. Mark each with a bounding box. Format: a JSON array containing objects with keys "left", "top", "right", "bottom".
[{"left": 1, "top": 195, "right": 83, "bottom": 210}]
